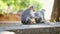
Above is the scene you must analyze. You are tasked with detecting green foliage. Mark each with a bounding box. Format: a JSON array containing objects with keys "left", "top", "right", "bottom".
[{"left": 0, "top": 0, "right": 44, "bottom": 15}]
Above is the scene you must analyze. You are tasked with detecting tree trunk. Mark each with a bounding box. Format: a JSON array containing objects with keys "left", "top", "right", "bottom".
[{"left": 51, "top": 0, "right": 60, "bottom": 22}]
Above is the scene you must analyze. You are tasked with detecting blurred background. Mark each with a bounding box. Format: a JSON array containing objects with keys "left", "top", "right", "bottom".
[{"left": 0, "top": 0, "right": 60, "bottom": 22}]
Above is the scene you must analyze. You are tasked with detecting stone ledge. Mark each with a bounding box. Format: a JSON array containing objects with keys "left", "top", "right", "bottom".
[{"left": 9, "top": 27, "right": 60, "bottom": 34}]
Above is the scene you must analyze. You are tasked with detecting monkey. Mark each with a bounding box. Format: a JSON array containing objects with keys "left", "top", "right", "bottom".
[
  {"left": 35, "top": 9, "right": 46, "bottom": 23},
  {"left": 21, "top": 5, "right": 36, "bottom": 24}
]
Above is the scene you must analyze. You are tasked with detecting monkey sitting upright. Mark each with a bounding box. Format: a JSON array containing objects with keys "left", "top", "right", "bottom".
[{"left": 21, "top": 5, "right": 36, "bottom": 24}]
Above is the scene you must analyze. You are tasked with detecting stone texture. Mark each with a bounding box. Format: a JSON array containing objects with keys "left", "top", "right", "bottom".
[{"left": 9, "top": 27, "right": 60, "bottom": 34}]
